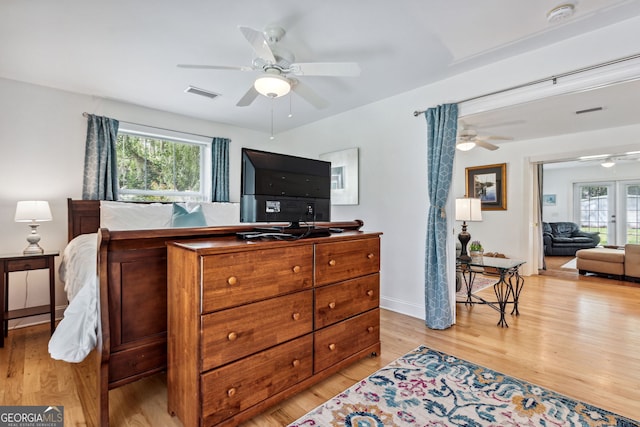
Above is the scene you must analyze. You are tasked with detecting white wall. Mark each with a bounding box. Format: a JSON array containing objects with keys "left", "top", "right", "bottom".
[
  {"left": 0, "top": 78, "right": 271, "bottom": 327},
  {"left": 2, "top": 15, "right": 639, "bottom": 327}
]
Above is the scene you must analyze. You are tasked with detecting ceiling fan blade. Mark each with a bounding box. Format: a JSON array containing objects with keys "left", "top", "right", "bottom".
[
  {"left": 289, "top": 62, "right": 361, "bottom": 76},
  {"left": 474, "top": 139, "right": 500, "bottom": 151},
  {"left": 482, "top": 135, "right": 513, "bottom": 141},
  {"left": 177, "top": 64, "right": 253, "bottom": 71},
  {"left": 236, "top": 85, "right": 259, "bottom": 107},
  {"left": 239, "top": 26, "right": 276, "bottom": 63},
  {"left": 291, "top": 80, "right": 328, "bottom": 109}
]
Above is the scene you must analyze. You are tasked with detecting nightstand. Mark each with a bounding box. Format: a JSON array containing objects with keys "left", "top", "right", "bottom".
[{"left": 0, "top": 251, "right": 59, "bottom": 348}]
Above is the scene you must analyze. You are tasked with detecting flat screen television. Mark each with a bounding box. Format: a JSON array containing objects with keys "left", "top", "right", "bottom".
[{"left": 240, "top": 148, "right": 331, "bottom": 235}]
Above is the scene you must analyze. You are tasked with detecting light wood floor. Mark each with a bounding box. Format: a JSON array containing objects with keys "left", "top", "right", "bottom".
[{"left": 2, "top": 271, "right": 639, "bottom": 426}]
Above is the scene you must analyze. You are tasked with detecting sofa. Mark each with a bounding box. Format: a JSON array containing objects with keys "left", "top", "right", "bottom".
[
  {"left": 576, "top": 244, "right": 640, "bottom": 282},
  {"left": 543, "top": 222, "right": 601, "bottom": 256}
]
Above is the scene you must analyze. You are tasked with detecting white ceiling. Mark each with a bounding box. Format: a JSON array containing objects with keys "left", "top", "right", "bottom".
[{"left": 2, "top": 0, "right": 640, "bottom": 136}]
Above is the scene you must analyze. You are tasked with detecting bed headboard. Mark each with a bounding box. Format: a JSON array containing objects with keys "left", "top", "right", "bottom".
[{"left": 67, "top": 198, "right": 100, "bottom": 241}]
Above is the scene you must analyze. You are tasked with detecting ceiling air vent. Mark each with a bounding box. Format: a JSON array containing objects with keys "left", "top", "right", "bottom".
[
  {"left": 575, "top": 107, "right": 603, "bottom": 115},
  {"left": 184, "top": 86, "right": 220, "bottom": 100}
]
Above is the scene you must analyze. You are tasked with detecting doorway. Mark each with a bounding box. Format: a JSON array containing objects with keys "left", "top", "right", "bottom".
[{"left": 541, "top": 162, "right": 640, "bottom": 277}]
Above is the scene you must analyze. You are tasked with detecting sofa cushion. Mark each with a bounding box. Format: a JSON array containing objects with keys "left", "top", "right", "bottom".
[
  {"left": 576, "top": 248, "right": 625, "bottom": 263},
  {"left": 550, "top": 222, "right": 578, "bottom": 237}
]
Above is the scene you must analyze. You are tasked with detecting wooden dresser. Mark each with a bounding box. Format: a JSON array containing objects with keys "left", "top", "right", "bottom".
[{"left": 166, "top": 231, "right": 381, "bottom": 427}]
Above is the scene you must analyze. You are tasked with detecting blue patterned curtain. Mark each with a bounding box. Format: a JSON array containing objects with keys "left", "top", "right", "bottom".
[
  {"left": 82, "top": 114, "right": 119, "bottom": 200},
  {"left": 211, "top": 137, "right": 230, "bottom": 202},
  {"left": 424, "top": 103, "right": 458, "bottom": 329}
]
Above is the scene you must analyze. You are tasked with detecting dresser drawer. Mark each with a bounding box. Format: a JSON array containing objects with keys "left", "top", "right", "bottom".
[
  {"left": 314, "top": 308, "right": 380, "bottom": 373},
  {"left": 201, "top": 245, "right": 313, "bottom": 313},
  {"left": 201, "top": 290, "right": 313, "bottom": 371},
  {"left": 315, "top": 238, "right": 380, "bottom": 286},
  {"left": 201, "top": 334, "right": 313, "bottom": 426},
  {"left": 6, "top": 257, "right": 49, "bottom": 272},
  {"left": 315, "top": 274, "right": 379, "bottom": 329}
]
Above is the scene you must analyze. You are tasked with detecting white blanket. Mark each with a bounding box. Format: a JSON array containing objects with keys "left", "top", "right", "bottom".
[
  {"left": 48, "top": 233, "right": 98, "bottom": 363},
  {"left": 48, "top": 201, "right": 241, "bottom": 363}
]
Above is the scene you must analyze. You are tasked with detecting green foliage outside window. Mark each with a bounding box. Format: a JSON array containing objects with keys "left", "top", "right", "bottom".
[{"left": 116, "top": 133, "right": 202, "bottom": 201}]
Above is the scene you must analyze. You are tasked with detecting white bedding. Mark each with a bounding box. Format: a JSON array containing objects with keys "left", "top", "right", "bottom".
[
  {"left": 49, "top": 201, "right": 241, "bottom": 363},
  {"left": 48, "top": 233, "right": 98, "bottom": 363}
]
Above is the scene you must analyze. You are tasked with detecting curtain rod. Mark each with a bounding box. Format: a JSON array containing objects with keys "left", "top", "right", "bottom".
[
  {"left": 82, "top": 112, "right": 216, "bottom": 140},
  {"left": 412, "top": 52, "right": 640, "bottom": 117}
]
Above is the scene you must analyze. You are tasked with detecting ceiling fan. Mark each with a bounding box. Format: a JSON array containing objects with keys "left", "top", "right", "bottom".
[
  {"left": 456, "top": 124, "right": 512, "bottom": 151},
  {"left": 576, "top": 151, "right": 640, "bottom": 167},
  {"left": 177, "top": 26, "right": 361, "bottom": 108}
]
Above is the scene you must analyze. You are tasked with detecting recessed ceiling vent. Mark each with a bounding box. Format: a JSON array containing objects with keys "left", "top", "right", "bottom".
[
  {"left": 547, "top": 4, "right": 575, "bottom": 24},
  {"left": 575, "top": 107, "right": 604, "bottom": 115},
  {"left": 184, "top": 85, "right": 220, "bottom": 100}
]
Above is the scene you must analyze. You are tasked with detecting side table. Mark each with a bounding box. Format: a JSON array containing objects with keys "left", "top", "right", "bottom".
[{"left": 0, "top": 251, "right": 59, "bottom": 348}]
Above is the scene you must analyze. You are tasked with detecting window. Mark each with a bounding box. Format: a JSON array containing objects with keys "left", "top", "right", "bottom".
[{"left": 116, "top": 129, "right": 209, "bottom": 202}]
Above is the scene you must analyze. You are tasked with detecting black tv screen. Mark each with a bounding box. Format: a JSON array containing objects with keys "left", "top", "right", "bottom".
[{"left": 240, "top": 148, "right": 331, "bottom": 227}]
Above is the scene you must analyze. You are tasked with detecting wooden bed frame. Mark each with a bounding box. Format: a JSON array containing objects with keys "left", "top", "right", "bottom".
[{"left": 66, "top": 198, "right": 364, "bottom": 426}]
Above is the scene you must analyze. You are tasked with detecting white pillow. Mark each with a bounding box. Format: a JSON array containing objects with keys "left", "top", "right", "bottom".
[
  {"left": 201, "top": 202, "right": 241, "bottom": 226},
  {"left": 100, "top": 201, "right": 172, "bottom": 230}
]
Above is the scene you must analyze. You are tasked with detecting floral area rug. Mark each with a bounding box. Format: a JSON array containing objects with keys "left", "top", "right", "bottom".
[{"left": 288, "top": 345, "right": 639, "bottom": 426}]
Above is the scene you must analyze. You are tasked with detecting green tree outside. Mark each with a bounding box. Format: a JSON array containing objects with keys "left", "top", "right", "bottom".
[{"left": 117, "top": 134, "right": 201, "bottom": 201}]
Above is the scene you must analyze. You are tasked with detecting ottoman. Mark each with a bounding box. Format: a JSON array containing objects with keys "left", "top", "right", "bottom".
[{"left": 576, "top": 247, "right": 625, "bottom": 279}]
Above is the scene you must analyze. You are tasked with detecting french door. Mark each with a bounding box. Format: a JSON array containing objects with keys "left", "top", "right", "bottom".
[
  {"left": 623, "top": 182, "right": 640, "bottom": 244},
  {"left": 575, "top": 183, "right": 615, "bottom": 245},
  {"left": 574, "top": 180, "right": 640, "bottom": 245}
]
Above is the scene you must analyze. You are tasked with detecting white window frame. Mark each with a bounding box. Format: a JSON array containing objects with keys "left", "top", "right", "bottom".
[{"left": 117, "top": 123, "right": 212, "bottom": 202}]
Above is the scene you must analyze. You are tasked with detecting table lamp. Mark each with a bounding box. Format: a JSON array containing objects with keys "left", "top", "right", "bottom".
[
  {"left": 455, "top": 197, "right": 482, "bottom": 262},
  {"left": 15, "top": 200, "right": 53, "bottom": 254}
]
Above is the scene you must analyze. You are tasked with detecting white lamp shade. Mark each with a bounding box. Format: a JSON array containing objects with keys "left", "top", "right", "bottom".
[
  {"left": 254, "top": 74, "right": 291, "bottom": 98},
  {"left": 455, "top": 198, "right": 482, "bottom": 221},
  {"left": 15, "top": 201, "right": 52, "bottom": 222}
]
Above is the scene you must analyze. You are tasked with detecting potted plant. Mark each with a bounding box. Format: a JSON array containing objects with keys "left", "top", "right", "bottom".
[{"left": 469, "top": 241, "right": 483, "bottom": 258}]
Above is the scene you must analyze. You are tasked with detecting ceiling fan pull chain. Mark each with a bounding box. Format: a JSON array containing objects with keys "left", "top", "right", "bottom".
[
  {"left": 270, "top": 98, "right": 275, "bottom": 140},
  {"left": 288, "top": 93, "right": 293, "bottom": 118}
]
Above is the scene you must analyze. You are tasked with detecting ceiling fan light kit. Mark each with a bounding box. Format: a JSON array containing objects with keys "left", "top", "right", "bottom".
[
  {"left": 601, "top": 158, "right": 616, "bottom": 168},
  {"left": 456, "top": 141, "right": 476, "bottom": 151},
  {"left": 254, "top": 74, "right": 291, "bottom": 98}
]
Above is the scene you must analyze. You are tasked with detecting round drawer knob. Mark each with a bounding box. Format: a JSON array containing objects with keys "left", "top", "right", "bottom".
[
  {"left": 292, "top": 359, "right": 300, "bottom": 368},
  {"left": 227, "top": 388, "right": 236, "bottom": 397},
  {"left": 367, "top": 253, "right": 375, "bottom": 259},
  {"left": 328, "top": 343, "right": 336, "bottom": 351},
  {"left": 227, "top": 332, "right": 237, "bottom": 341},
  {"left": 328, "top": 259, "right": 336, "bottom": 266},
  {"left": 292, "top": 265, "right": 301, "bottom": 273},
  {"left": 227, "top": 276, "right": 237, "bottom": 285},
  {"left": 292, "top": 312, "right": 300, "bottom": 321},
  {"left": 367, "top": 326, "right": 374, "bottom": 333},
  {"left": 328, "top": 302, "right": 336, "bottom": 309},
  {"left": 366, "top": 290, "right": 374, "bottom": 297}
]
